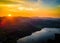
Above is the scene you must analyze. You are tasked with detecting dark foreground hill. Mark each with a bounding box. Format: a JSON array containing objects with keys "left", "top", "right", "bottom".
[{"left": 0, "top": 17, "right": 60, "bottom": 43}]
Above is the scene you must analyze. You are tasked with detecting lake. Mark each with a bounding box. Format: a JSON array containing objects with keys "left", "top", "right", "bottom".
[{"left": 17, "top": 28, "right": 60, "bottom": 43}]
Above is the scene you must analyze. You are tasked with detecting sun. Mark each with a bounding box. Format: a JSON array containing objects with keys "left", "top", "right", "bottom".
[{"left": 8, "top": 14, "right": 12, "bottom": 16}]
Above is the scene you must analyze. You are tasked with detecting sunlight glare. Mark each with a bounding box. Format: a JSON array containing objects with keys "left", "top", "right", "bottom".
[{"left": 8, "top": 14, "right": 12, "bottom": 16}]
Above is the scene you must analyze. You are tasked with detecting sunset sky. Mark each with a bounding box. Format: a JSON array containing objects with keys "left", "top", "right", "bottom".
[{"left": 0, "top": 0, "right": 60, "bottom": 18}]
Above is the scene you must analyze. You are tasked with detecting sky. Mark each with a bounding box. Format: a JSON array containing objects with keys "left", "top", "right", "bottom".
[{"left": 0, "top": 0, "right": 60, "bottom": 18}]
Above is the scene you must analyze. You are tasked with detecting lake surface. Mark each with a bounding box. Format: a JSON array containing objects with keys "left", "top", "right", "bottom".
[{"left": 17, "top": 28, "right": 60, "bottom": 43}]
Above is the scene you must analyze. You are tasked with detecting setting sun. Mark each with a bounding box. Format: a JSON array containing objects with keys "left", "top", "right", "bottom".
[{"left": 8, "top": 14, "right": 12, "bottom": 16}]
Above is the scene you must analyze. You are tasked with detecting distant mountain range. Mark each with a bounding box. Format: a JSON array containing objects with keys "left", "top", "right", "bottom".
[{"left": 0, "top": 17, "right": 60, "bottom": 28}]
